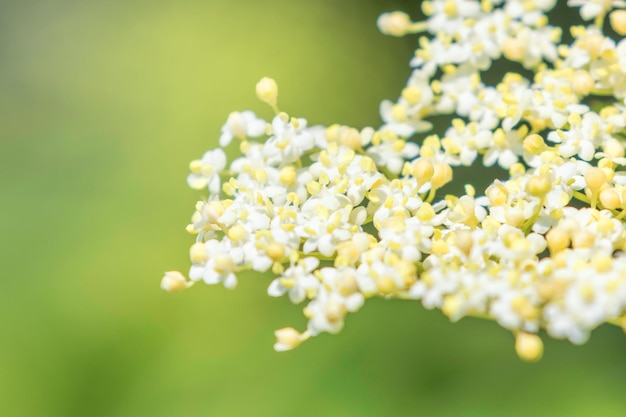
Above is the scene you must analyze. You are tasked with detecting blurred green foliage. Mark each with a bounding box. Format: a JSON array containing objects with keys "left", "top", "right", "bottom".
[{"left": 1, "top": 1, "right": 626, "bottom": 416}]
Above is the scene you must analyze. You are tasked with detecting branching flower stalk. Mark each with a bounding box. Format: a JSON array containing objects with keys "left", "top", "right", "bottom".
[{"left": 163, "top": 0, "right": 626, "bottom": 361}]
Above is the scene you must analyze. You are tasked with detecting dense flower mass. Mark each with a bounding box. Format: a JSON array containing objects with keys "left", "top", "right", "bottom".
[{"left": 163, "top": 0, "right": 626, "bottom": 361}]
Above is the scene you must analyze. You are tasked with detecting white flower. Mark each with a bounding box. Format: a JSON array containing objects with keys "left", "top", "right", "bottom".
[
  {"left": 297, "top": 205, "right": 364, "bottom": 257},
  {"left": 219, "top": 111, "right": 266, "bottom": 147},
  {"left": 189, "top": 239, "right": 243, "bottom": 289},
  {"left": 263, "top": 114, "right": 315, "bottom": 164},
  {"left": 187, "top": 148, "right": 227, "bottom": 194},
  {"left": 379, "top": 100, "right": 432, "bottom": 138},
  {"left": 268, "top": 257, "right": 320, "bottom": 303}
]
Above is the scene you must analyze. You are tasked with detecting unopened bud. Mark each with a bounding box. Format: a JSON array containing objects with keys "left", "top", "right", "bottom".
[
  {"left": 431, "top": 163, "right": 453, "bottom": 189},
  {"left": 515, "top": 332, "right": 543, "bottom": 362},
  {"left": 526, "top": 175, "right": 551, "bottom": 198},
  {"left": 274, "top": 327, "right": 303, "bottom": 352},
  {"left": 377, "top": 11, "right": 413, "bottom": 37},
  {"left": 546, "top": 228, "right": 570, "bottom": 254},
  {"left": 266, "top": 241, "right": 286, "bottom": 262},
  {"left": 523, "top": 134, "right": 546, "bottom": 155},
  {"left": 190, "top": 242, "right": 209, "bottom": 264},
  {"left": 610, "top": 10, "right": 626, "bottom": 36},
  {"left": 572, "top": 70, "right": 595, "bottom": 96},
  {"left": 256, "top": 77, "right": 278, "bottom": 109},
  {"left": 599, "top": 188, "right": 621, "bottom": 210},
  {"left": 412, "top": 158, "right": 434, "bottom": 183},
  {"left": 160, "top": 271, "right": 189, "bottom": 293},
  {"left": 584, "top": 167, "right": 607, "bottom": 192}
]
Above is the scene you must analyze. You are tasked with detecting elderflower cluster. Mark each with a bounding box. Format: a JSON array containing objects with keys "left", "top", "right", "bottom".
[{"left": 163, "top": 0, "right": 626, "bottom": 361}]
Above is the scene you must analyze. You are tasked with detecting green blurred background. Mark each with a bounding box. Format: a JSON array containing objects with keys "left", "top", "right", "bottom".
[{"left": 1, "top": 1, "right": 626, "bottom": 416}]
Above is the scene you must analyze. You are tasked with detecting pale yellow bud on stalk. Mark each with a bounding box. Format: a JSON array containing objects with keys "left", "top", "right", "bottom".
[
  {"left": 503, "top": 37, "right": 525, "bottom": 62},
  {"left": 526, "top": 175, "right": 551, "bottom": 198},
  {"left": 377, "top": 11, "right": 426, "bottom": 37},
  {"left": 430, "top": 163, "right": 453, "bottom": 190},
  {"left": 610, "top": 10, "right": 626, "bottom": 36},
  {"left": 515, "top": 332, "right": 543, "bottom": 362},
  {"left": 584, "top": 167, "right": 607, "bottom": 192},
  {"left": 160, "top": 271, "right": 190, "bottom": 293},
  {"left": 190, "top": 242, "right": 209, "bottom": 263},
  {"left": 266, "top": 241, "right": 285, "bottom": 262},
  {"left": 412, "top": 158, "right": 434, "bottom": 184},
  {"left": 227, "top": 224, "right": 247, "bottom": 242},
  {"left": 486, "top": 184, "right": 508, "bottom": 206},
  {"left": 279, "top": 166, "right": 297, "bottom": 186},
  {"left": 401, "top": 85, "right": 422, "bottom": 105},
  {"left": 584, "top": 168, "right": 608, "bottom": 208},
  {"left": 256, "top": 77, "right": 279, "bottom": 112},
  {"left": 417, "top": 203, "right": 435, "bottom": 222},
  {"left": 274, "top": 327, "right": 303, "bottom": 352},
  {"left": 572, "top": 70, "right": 595, "bottom": 96},
  {"left": 523, "top": 134, "right": 547, "bottom": 155},
  {"left": 546, "top": 228, "right": 570, "bottom": 254},
  {"left": 378, "top": 12, "right": 412, "bottom": 36},
  {"left": 599, "top": 188, "right": 621, "bottom": 210}
]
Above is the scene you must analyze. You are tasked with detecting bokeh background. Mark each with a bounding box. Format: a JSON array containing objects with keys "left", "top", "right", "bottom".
[{"left": 2, "top": 0, "right": 626, "bottom": 416}]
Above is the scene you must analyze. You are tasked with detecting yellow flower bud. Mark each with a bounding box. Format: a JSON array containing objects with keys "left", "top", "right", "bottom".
[
  {"left": 523, "top": 134, "right": 547, "bottom": 155},
  {"left": 584, "top": 167, "right": 607, "bottom": 192},
  {"left": 412, "top": 158, "right": 434, "bottom": 184},
  {"left": 190, "top": 242, "right": 209, "bottom": 264},
  {"left": 431, "top": 163, "right": 453, "bottom": 189},
  {"left": 572, "top": 70, "right": 595, "bottom": 96},
  {"left": 599, "top": 188, "right": 621, "bottom": 210},
  {"left": 160, "top": 271, "right": 189, "bottom": 293},
  {"left": 377, "top": 11, "right": 413, "bottom": 37},
  {"left": 266, "top": 241, "right": 285, "bottom": 262},
  {"left": 417, "top": 203, "right": 435, "bottom": 221},
  {"left": 546, "top": 228, "right": 570, "bottom": 254},
  {"left": 526, "top": 175, "right": 551, "bottom": 198},
  {"left": 256, "top": 77, "right": 278, "bottom": 109},
  {"left": 279, "top": 166, "right": 297, "bottom": 186},
  {"left": 503, "top": 37, "right": 525, "bottom": 62},
  {"left": 515, "top": 332, "right": 543, "bottom": 362},
  {"left": 610, "top": 10, "right": 626, "bottom": 36},
  {"left": 401, "top": 85, "right": 422, "bottom": 104},
  {"left": 274, "top": 327, "right": 303, "bottom": 351}
]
